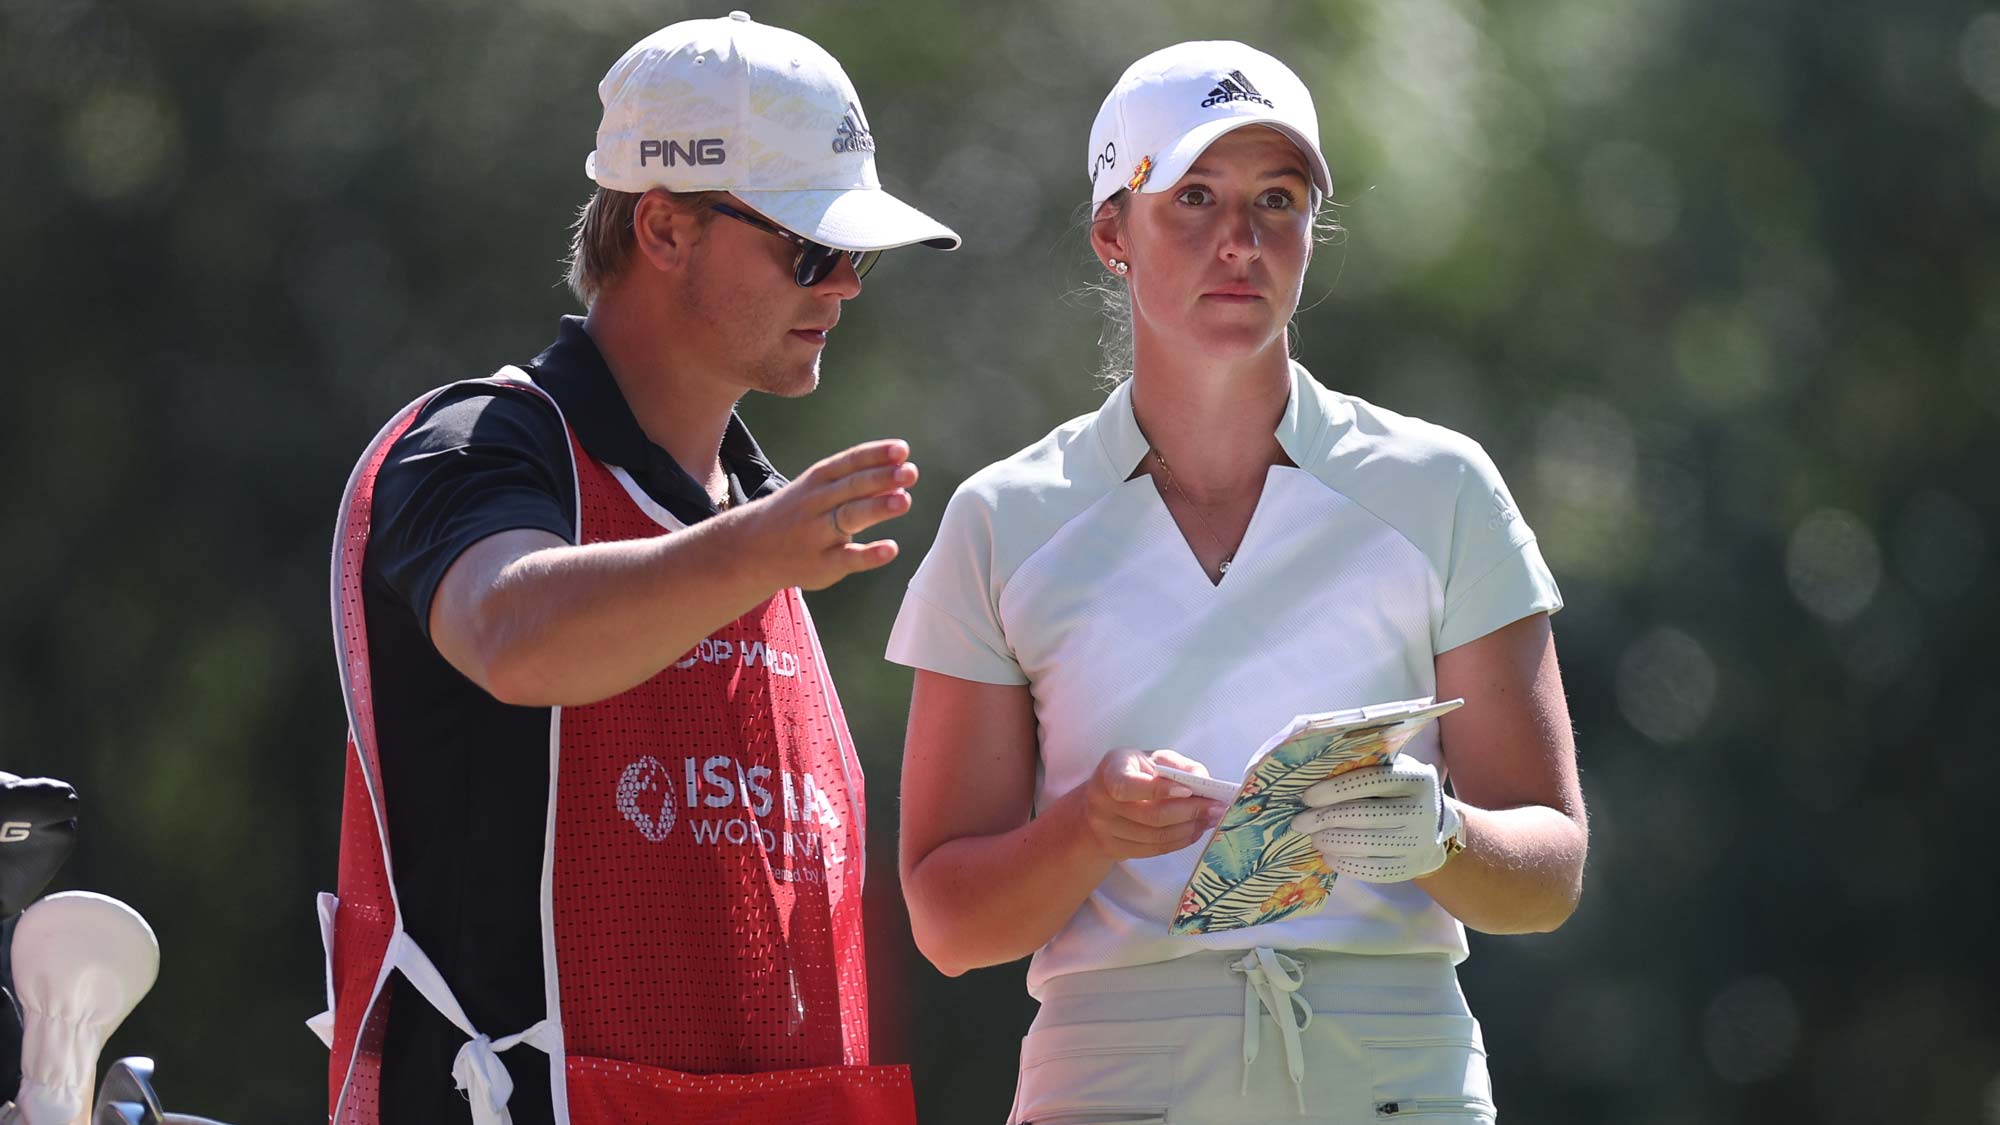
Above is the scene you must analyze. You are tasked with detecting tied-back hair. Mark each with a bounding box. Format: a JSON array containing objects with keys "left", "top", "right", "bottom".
[
  {"left": 564, "top": 186, "right": 728, "bottom": 307},
  {"left": 1079, "top": 186, "right": 1343, "bottom": 388}
]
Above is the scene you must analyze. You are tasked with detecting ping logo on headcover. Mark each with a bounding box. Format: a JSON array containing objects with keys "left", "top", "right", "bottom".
[
  {"left": 639, "top": 138, "right": 726, "bottom": 166},
  {"left": 831, "top": 101, "right": 875, "bottom": 154},
  {"left": 1202, "top": 69, "right": 1274, "bottom": 109},
  {"left": 0, "top": 821, "right": 28, "bottom": 843}
]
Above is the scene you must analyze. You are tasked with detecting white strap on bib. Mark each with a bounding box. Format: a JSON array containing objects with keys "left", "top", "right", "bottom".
[
  {"left": 388, "top": 930, "right": 561, "bottom": 1125},
  {"left": 448, "top": 1024, "right": 560, "bottom": 1125},
  {"left": 306, "top": 891, "right": 339, "bottom": 1048}
]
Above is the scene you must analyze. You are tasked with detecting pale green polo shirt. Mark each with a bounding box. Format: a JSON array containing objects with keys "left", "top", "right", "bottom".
[{"left": 887, "top": 362, "right": 1562, "bottom": 997}]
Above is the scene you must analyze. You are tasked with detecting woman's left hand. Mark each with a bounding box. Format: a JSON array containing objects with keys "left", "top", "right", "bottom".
[{"left": 1289, "top": 758, "right": 1464, "bottom": 882}]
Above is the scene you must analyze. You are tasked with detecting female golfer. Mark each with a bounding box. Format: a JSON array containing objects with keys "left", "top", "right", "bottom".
[{"left": 889, "top": 41, "right": 1586, "bottom": 1124}]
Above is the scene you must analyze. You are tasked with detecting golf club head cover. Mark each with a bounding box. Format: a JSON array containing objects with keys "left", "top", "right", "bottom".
[
  {"left": 11, "top": 892, "right": 159, "bottom": 1125},
  {"left": 1, "top": 982, "right": 21, "bottom": 1104},
  {"left": 0, "top": 775, "right": 80, "bottom": 921}
]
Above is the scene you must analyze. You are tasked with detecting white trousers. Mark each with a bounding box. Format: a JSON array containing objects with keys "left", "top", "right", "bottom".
[{"left": 1007, "top": 950, "right": 1495, "bottom": 1125}]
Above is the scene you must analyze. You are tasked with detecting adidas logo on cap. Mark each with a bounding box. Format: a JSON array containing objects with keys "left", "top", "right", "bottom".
[
  {"left": 831, "top": 101, "right": 875, "bottom": 153},
  {"left": 1086, "top": 42, "right": 1333, "bottom": 209},
  {"left": 1201, "top": 69, "right": 1274, "bottom": 109}
]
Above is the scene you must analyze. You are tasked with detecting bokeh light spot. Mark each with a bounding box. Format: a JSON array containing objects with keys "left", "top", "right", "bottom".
[
  {"left": 1615, "top": 625, "right": 1717, "bottom": 743},
  {"left": 1786, "top": 509, "right": 1882, "bottom": 623},
  {"left": 1535, "top": 394, "right": 1638, "bottom": 510},
  {"left": 1580, "top": 140, "right": 1681, "bottom": 247},
  {"left": 1533, "top": 0, "right": 1683, "bottom": 106},
  {"left": 1673, "top": 303, "right": 1775, "bottom": 407},
  {"left": 63, "top": 87, "right": 182, "bottom": 204},
  {"left": 1959, "top": 13, "right": 2000, "bottom": 110}
]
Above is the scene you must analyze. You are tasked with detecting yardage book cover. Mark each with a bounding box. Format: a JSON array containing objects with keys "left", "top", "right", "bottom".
[{"left": 1168, "top": 697, "right": 1465, "bottom": 936}]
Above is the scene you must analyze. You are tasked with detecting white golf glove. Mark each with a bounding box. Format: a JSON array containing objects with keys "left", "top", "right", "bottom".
[
  {"left": 10, "top": 891, "right": 159, "bottom": 1125},
  {"left": 1289, "top": 758, "right": 1464, "bottom": 883}
]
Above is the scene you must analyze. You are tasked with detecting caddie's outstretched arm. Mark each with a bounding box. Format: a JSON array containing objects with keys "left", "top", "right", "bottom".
[{"left": 429, "top": 439, "right": 917, "bottom": 708}]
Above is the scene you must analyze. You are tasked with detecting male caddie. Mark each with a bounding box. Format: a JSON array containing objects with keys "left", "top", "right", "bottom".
[{"left": 314, "top": 12, "right": 956, "bottom": 1124}]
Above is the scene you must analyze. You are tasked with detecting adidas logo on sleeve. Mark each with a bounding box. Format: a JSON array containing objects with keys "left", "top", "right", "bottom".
[{"left": 1201, "top": 69, "right": 1275, "bottom": 108}]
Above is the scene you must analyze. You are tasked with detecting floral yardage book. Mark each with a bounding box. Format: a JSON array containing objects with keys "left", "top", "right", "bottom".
[{"left": 1168, "top": 697, "right": 1465, "bottom": 935}]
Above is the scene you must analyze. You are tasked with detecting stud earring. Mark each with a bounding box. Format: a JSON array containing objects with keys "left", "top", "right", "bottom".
[{"left": 1108, "top": 259, "right": 1129, "bottom": 275}]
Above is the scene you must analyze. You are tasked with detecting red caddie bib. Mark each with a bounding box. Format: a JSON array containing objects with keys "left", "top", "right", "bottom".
[{"left": 313, "top": 371, "right": 915, "bottom": 1125}]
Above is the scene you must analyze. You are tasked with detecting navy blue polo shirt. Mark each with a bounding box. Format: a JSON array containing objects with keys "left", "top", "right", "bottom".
[{"left": 359, "top": 316, "right": 784, "bottom": 1125}]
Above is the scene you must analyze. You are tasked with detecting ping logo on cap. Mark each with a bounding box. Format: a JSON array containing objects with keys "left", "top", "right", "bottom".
[
  {"left": 831, "top": 102, "right": 875, "bottom": 154},
  {"left": 639, "top": 138, "right": 727, "bottom": 166},
  {"left": 1091, "top": 141, "right": 1118, "bottom": 186},
  {"left": 1201, "top": 69, "right": 1274, "bottom": 109}
]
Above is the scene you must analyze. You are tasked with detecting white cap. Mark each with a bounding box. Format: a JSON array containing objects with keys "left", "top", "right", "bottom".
[
  {"left": 587, "top": 11, "right": 959, "bottom": 253},
  {"left": 1086, "top": 41, "right": 1333, "bottom": 210}
]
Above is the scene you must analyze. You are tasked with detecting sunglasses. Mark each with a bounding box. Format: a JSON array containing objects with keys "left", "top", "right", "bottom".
[{"left": 710, "top": 202, "right": 880, "bottom": 288}]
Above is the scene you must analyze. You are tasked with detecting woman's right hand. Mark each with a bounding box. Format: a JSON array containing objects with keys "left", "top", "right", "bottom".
[{"left": 1074, "top": 749, "right": 1225, "bottom": 860}]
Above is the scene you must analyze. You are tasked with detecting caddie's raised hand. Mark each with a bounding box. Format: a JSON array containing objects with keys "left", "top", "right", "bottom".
[
  {"left": 741, "top": 438, "right": 918, "bottom": 590},
  {"left": 1289, "top": 758, "right": 1464, "bottom": 883},
  {"left": 1076, "top": 748, "right": 1224, "bottom": 861}
]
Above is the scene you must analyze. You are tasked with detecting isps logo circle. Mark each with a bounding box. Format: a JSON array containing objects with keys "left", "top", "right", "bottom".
[{"left": 616, "top": 756, "right": 677, "bottom": 842}]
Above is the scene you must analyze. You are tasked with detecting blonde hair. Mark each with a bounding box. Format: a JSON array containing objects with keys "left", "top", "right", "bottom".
[{"left": 563, "top": 187, "right": 727, "bottom": 307}]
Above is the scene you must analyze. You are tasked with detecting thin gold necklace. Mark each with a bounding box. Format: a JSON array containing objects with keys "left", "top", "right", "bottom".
[{"left": 1149, "top": 446, "right": 1234, "bottom": 575}]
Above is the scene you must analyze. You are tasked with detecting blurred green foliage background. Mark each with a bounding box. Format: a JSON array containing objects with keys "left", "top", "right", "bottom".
[{"left": 4, "top": 0, "right": 1997, "bottom": 1120}]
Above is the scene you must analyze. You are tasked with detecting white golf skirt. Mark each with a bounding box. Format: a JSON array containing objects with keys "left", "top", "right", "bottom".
[{"left": 1006, "top": 949, "right": 1495, "bottom": 1124}]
